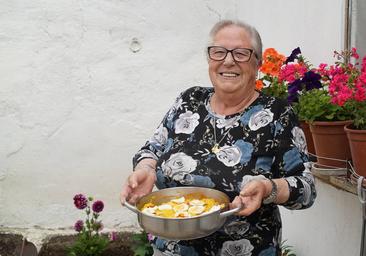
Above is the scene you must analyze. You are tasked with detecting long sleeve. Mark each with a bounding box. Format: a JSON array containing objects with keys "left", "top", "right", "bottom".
[
  {"left": 132, "top": 92, "right": 184, "bottom": 168},
  {"left": 272, "top": 104, "right": 317, "bottom": 209}
]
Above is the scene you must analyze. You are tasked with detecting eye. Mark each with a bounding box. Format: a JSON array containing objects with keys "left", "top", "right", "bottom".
[
  {"left": 234, "top": 50, "right": 250, "bottom": 57},
  {"left": 233, "top": 49, "right": 252, "bottom": 61},
  {"left": 212, "top": 49, "right": 226, "bottom": 56}
]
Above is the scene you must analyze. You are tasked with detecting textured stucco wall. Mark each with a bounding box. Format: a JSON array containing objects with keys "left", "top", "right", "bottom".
[{"left": 0, "top": 0, "right": 362, "bottom": 255}]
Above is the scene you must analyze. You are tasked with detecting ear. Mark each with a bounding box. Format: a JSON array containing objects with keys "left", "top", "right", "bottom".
[{"left": 257, "top": 59, "right": 262, "bottom": 68}]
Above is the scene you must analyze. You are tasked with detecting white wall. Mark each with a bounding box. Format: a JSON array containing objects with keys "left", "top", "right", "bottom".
[{"left": 1, "top": 0, "right": 362, "bottom": 255}]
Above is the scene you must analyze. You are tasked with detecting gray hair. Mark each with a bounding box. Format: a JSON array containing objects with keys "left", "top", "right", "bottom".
[{"left": 208, "top": 20, "right": 263, "bottom": 64}]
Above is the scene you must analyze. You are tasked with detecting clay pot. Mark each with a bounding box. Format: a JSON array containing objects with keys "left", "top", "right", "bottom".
[
  {"left": 300, "top": 121, "right": 316, "bottom": 156},
  {"left": 344, "top": 124, "right": 366, "bottom": 178},
  {"left": 309, "top": 120, "right": 352, "bottom": 168}
]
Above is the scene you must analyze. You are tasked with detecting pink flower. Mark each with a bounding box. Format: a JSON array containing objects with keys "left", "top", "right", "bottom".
[
  {"left": 108, "top": 231, "right": 118, "bottom": 241},
  {"left": 73, "top": 194, "right": 88, "bottom": 210},
  {"left": 92, "top": 200, "right": 104, "bottom": 213},
  {"left": 279, "top": 63, "right": 307, "bottom": 83},
  {"left": 74, "top": 220, "right": 84, "bottom": 232},
  {"left": 352, "top": 47, "right": 360, "bottom": 59},
  {"left": 362, "top": 56, "right": 366, "bottom": 73},
  {"left": 147, "top": 233, "right": 154, "bottom": 241}
]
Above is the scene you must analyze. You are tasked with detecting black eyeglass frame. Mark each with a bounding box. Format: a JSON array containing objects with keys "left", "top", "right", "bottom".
[{"left": 207, "top": 46, "right": 257, "bottom": 62}]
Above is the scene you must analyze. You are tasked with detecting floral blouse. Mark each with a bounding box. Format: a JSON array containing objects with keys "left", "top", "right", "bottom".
[{"left": 133, "top": 86, "right": 316, "bottom": 256}]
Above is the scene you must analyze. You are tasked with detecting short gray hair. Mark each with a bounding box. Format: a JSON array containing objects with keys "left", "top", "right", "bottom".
[{"left": 208, "top": 20, "right": 263, "bottom": 64}]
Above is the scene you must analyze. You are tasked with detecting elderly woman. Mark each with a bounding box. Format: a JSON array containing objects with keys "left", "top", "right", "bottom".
[{"left": 121, "top": 20, "right": 316, "bottom": 256}]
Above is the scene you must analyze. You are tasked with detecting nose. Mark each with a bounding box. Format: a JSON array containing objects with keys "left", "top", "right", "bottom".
[{"left": 223, "top": 51, "right": 235, "bottom": 65}]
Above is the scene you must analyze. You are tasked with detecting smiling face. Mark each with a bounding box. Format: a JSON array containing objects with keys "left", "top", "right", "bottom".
[{"left": 208, "top": 25, "right": 259, "bottom": 96}]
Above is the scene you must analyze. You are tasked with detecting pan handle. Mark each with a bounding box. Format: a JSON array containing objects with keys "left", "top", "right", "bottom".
[
  {"left": 124, "top": 201, "right": 139, "bottom": 214},
  {"left": 219, "top": 204, "right": 243, "bottom": 218}
]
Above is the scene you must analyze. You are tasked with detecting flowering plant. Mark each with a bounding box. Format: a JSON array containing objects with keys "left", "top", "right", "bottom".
[
  {"left": 258, "top": 46, "right": 366, "bottom": 126},
  {"left": 324, "top": 48, "right": 366, "bottom": 129},
  {"left": 256, "top": 48, "right": 287, "bottom": 99},
  {"left": 131, "top": 231, "right": 154, "bottom": 256},
  {"left": 281, "top": 47, "right": 345, "bottom": 123},
  {"left": 257, "top": 47, "right": 325, "bottom": 122},
  {"left": 68, "top": 194, "right": 112, "bottom": 256}
]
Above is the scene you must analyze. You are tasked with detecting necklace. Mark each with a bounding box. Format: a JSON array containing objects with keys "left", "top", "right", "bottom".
[
  {"left": 211, "top": 115, "right": 240, "bottom": 153},
  {"left": 210, "top": 91, "right": 258, "bottom": 154}
]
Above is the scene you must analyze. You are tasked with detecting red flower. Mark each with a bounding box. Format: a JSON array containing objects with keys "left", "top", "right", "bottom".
[
  {"left": 73, "top": 194, "right": 88, "bottom": 210},
  {"left": 74, "top": 220, "right": 84, "bottom": 232},
  {"left": 109, "top": 231, "right": 118, "bottom": 241},
  {"left": 92, "top": 200, "right": 104, "bottom": 213}
]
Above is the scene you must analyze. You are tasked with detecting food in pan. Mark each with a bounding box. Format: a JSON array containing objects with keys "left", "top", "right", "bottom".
[{"left": 140, "top": 194, "right": 225, "bottom": 218}]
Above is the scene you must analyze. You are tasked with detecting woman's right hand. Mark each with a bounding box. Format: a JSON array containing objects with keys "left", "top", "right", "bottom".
[{"left": 120, "top": 162, "right": 157, "bottom": 205}]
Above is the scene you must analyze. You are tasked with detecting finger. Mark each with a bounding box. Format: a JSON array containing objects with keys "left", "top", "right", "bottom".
[
  {"left": 230, "top": 196, "right": 242, "bottom": 209},
  {"left": 129, "top": 193, "right": 145, "bottom": 204},
  {"left": 120, "top": 185, "right": 132, "bottom": 205},
  {"left": 128, "top": 174, "right": 138, "bottom": 189},
  {"left": 238, "top": 197, "right": 261, "bottom": 216},
  {"left": 239, "top": 181, "right": 258, "bottom": 197}
]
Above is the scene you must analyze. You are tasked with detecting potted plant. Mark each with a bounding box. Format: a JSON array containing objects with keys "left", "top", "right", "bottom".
[
  {"left": 291, "top": 49, "right": 360, "bottom": 169},
  {"left": 329, "top": 49, "right": 366, "bottom": 177}
]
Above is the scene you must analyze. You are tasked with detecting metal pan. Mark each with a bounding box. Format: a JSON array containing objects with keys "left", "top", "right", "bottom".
[{"left": 124, "top": 186, "right": 241, "bottom": 240}]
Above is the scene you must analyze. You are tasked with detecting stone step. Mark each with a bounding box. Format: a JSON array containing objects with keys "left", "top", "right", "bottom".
[{"left": 0, "top": 232, "right": 135, "bottom": 256}]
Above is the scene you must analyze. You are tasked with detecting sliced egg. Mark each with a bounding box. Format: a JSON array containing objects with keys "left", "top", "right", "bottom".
[
  {"left": 189, "top": 199, "right": 205, "bottom": 206},
  {"left": 175, "top": 211, "right": 190, "bottom": 218},
  {"left": 208, "top": 205, "right": 221, "bottom": 213},
  {"left": 158, "top": 204, "right": 173, "bottom": 211},
  {"left": 142, "top": 206, "right": 157, "bottom": 215},
  {"left": 173, "top": 203, "right": 189, "bottom": 212},
  {"left": 171, "top": 196, "right": 185, "bottom": 204},
  {"left": 188, "top": 205, "right": 205, "bottom": 215}
]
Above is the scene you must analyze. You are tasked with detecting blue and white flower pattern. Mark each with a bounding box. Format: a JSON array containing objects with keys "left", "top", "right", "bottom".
[
  {"left": 291, "top": 126, "right": 307, "bottom": 153},
  {"left": 133, "top": 86, "right": 316, "bottom": 256},
  {"left": 248, "top": 109, "right": 274, "bottom": 131},
  {"left": 175, "top": 111, "right": 200, "bottom": 134},
  {"left": 216, "top": 145, "right": 242, "bottom": 167},
  {"left": 161, "top": 152, "right": 197, "bottom": 182},
  {"left": 220, "top": 239, "right": 254, "bottom": 256}
]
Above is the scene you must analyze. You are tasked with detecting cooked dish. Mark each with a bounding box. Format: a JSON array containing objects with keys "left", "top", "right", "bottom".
[{"left": 140, "top": 194, "right": 225, "bottom": 218}]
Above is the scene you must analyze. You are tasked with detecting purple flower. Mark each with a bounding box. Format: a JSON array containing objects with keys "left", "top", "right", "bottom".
[
  {"left": 287, "top": 71, "right": 322, "bottom": 103},
  {"left": 74, "top": 220, "right": 84, "bottom": 232},
  {"left": 73, "top": 194, "right": 88, "bottom": 210},
  {"left": 285, "top": 47, "right": 301, "bottom": 64},
  {"left": 147, "top": 233, "right": 154, "bottom": 242},
  {"left": 302, "top": 71, "right": 322, "bottom": 91},
  {"left": 287, "top": 79, "right": 302, "bottom": 103},
  {"left": 92, "top": 200, "right": 104, "bottom": 213},
  {"left": 108, "top": 231, "right": 118, "bottom": 241}
]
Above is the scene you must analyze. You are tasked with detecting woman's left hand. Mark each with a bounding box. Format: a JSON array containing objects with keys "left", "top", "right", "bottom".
[{"left": 230, "top": 179, "right": 268, "bottom": 216}]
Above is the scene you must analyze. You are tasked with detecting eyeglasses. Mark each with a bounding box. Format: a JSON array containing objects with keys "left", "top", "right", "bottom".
[{"left": 207, "top": 46, "right": 256, "bottom": 62}]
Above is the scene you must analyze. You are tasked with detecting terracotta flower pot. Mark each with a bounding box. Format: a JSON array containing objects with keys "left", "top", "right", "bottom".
[
  {"left": 300, "top": 121, "right": 316, "bottom": 156},
  {"left": 309, "top": 120, "right": 352, "bottom": 168},
  {"left": 344, "top": 124, "right": 366, "bottom": 177}
]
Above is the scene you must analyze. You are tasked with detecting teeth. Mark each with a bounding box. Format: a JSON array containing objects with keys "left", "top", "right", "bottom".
[{"left": 221, "top": 72, "right": 238, "bottom": 77}]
